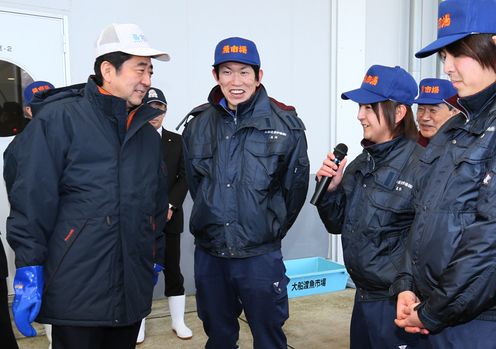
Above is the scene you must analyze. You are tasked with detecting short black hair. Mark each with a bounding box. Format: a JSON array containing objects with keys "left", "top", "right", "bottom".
[
  {"left": 442, "top": 33, "right": 496, "bottom": 73},
  {"left": 213, "top": 64, "right": 260, "bottom": 81},
  {"left": 93, "top": 51, "right": 133, "bottom": 86}
]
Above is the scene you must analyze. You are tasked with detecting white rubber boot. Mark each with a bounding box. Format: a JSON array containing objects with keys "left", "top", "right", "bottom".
[
  {"left": 44, "top": 324, "right": 52, "bottom": 349},
  {"left": 168, "top": 295, "right": 193, "bottom": 339},
  {"left": 136, "top": 319, "right": 145, "bottom": 344}
]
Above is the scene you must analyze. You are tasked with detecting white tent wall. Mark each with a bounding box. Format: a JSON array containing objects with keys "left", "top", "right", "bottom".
[{"left": 0, "top": 0, "right": 439, "bottom": 294}]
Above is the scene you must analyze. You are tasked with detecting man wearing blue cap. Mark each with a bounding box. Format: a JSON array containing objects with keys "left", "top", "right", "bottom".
[
  {"left": 392, "top": 0, "right": 496, "bottom": 347},
  {"left": 4, "top": 79, "right": 56, "bottom": 349},
  {"left": 181, "top": 37, "right": 309, "bottom": 349},
  {"left": 22, "top": 81, "right": 55, "bottom": 119},
  {"left": 414, "top": 78, "right": 459, "bottom": 146}
]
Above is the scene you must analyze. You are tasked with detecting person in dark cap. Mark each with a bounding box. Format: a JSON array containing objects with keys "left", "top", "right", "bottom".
[
  {"left": 414, "top": 78, "right": 459, "bottom": 146},
  {"left": 23, "top": 81, "right": 55, "bottom": 119},
  {"left": 180, "top": 37, "right": 309, "bottom": 349},
  {"left": 315, "top": 64, "right": 427, "bottom": 349},
  {"left": 136, "top": 87, "right": 192, "bottom": 343},
  {"left": 392, "top": 1, "right": 496, "bottom": 347},
  {"left": 4, "top": 23, "right": 169, "bottom": 349}
]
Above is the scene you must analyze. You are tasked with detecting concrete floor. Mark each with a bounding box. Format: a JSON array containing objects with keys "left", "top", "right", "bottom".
[{"left": 14, "top": 288, "right": 355, "bottom": 349}]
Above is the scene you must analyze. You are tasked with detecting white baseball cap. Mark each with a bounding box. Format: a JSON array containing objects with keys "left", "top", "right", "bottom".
[{"left": 95, "top": 23, "right": 170, "bottom": 61}]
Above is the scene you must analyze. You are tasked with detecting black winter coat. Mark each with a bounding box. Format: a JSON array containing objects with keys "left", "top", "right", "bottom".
[
  {"left": 182, "top": 85, "right": 309, "bottom": 258},
  {"left": 317, "top": 136, "right": 422, "bottom": 299},
  {"left": 4, "top": 78, "right": 168, "bottom": 326},
  {"left": 392, "top": 82, "right": 496, "bottom": 332},
  {"left": 161, "top": 128, "right": 188, "bottom": 235}
]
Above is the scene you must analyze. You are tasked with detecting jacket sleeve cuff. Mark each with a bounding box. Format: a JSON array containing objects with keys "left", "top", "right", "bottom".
[
  {"left": 318, "top": 185, "right": 345, "bottom": 207},
  {"left": 389, "top": 277, "right": 414, "bottom": 296},
  {"left": 417, "top": 302, "right": 445, "bottom": 333}
]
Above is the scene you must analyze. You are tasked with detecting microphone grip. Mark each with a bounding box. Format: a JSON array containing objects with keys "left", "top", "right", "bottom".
[{"left": 310, "top": 158, "right": 341, "bottom": 206}]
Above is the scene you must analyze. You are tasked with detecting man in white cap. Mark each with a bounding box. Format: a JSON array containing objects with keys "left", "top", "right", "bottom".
[{"left": 4, "top": 23, "right": 169, "bottom": 349}]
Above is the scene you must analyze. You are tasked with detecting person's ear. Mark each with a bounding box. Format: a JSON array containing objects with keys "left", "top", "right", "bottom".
[
  {"left": 100, "top": 61, "right": 115, "bottom": 84},
  {"left": 492, "top": 35, "right": 496, "bottom": 46},
  {"left": 24, "top": 106, "right": 32, "bottom": 118},
  {"left": 257, "top": 69, "right": 264, "bottom": 86},
  {"left": 395, "top": 104, "right": 407, "bottom": 124},
  {"left": 450, "top": 107, "right": 460, "bottom": 117},
  {"left": 212, "top": 68, "right": 219, "bottom": 83}
]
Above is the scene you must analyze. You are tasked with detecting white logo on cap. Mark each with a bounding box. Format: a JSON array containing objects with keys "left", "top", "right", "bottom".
[{"left": 148, "top": 89, "right": 158, "bottom": 98}]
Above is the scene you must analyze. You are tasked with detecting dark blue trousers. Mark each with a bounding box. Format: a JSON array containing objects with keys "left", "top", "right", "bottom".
[
  {"left": 426, "top": 319, "right": 496, "bottom": 348},
  {"left": 194, "top": 247, "right": 289, "bottom": 349},
  {"left": 350, "top": 292, "right": 429, "bottom": 349}
]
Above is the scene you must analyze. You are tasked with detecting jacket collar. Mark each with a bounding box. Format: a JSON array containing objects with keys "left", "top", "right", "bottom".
[
  {"left": 417, "top": 132, "right": 430, "bottom": 147},
  {"left": 208, "top": 84, "right": 275, "bottom": 131},
  {"left": 361, "top": 136, "right": 403, "bottom": 168},
  {"left": 85, "top": 77, "right": 163, "bottom": 142},
  {"left": 86, "top": 77, "right": 128, "bottom": 119},
  {"left": 447, "top": 81, "right": 496, "bottom": 135},
  {"left": 357, "top": 137, "right": 414, "bottom": 184}
]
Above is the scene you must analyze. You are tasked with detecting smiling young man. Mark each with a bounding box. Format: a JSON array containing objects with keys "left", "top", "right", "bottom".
[
  {"left": 181, "top": 37, "right": 309, "bottom": 349},
  {"left": 5, "top": 23, "right": 170, "bottom": 349},
  {"left": 414, "top": 78, "right": 459, "bottom": 146}
]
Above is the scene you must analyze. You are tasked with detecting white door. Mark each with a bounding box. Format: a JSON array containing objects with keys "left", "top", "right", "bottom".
[{"left": 0, "top": 8, "right": 69, "bottom": 294}]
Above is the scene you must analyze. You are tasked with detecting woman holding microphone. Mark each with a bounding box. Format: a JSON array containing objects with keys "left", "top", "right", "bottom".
[{"left": 315, "top": 64, "right": 426, "bottom": 349}]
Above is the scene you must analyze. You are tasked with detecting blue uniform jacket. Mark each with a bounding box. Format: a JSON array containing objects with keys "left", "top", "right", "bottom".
[
  {"left": 4, "top": 78, "right": 168, "bottom": 326},
  {"left": 317, "top": 136, "right": 422, "bottom": 299},
  {"left": 392, "top": 82, "right": 496, "bottom": 332},
  {"left": 182, "top": 85, "right": 309, "bottom": 258}
]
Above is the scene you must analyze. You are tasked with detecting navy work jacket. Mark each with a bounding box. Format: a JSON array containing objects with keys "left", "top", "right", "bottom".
[
  {"left": 318, "top": 136, "right": 422, "bottom": 299},
  {"left": 4, "top": 78, "right": 168, "bottom": 326},
  {"left": 182, "top": 85, "right": 309, "bottom": 258},
  {"left": 392, "top": 82, "right": 496, "bottom": 332}
]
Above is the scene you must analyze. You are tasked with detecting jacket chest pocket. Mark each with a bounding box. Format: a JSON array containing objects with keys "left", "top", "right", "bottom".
[
  {"left": 243, "top": 139, "right": 287, "bottom": 187},
  {"left": 366, "top": 185, "right": 415, "bottom": 230},
  {"left": 451, "top": 141, "right": 494, "bottom": 190}
]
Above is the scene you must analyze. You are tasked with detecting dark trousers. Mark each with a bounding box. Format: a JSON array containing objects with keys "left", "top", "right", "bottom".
[
  {"left": 426, "top": 319, "right": 496, "bottom": 348},
  {"left": 195, "top": 247, "right": 289, "bottom": 349},
  {"left": 0, "top": 278, "right": 19, "bottom": 349},
  {"left": 350, "top": 292, "right": 429, "bottom": 349},
  {"left": 52, "top": 322, "right": 141, "bottom": 349},
  {"left": 163, "top": 232, "right": 185, "bottom": 296}
]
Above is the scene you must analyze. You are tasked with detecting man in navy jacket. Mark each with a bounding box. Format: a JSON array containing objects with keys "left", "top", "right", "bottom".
[
  {"left": 182, "top": 37, "right": 309, "bottom": 349},
  {"left": 4, "top": 23, "right": 170, "bottom": 349}
]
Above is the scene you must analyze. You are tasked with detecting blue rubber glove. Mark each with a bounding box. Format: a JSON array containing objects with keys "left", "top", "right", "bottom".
[
  {"left": 153, "top": 263, "right": 164, "bottom": 286},
  {"left": 13, "top": 265, "right": 44, "bottom": 337}
]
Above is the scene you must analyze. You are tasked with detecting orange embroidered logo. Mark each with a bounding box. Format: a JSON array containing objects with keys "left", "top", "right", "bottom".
[
  {"left": 421, "top": 85, "right": 440, "bottom": 94},
  {"left": 222, "top": 45, "right": 248, "bottom": 55},
  {"left": 31, "top": 85, "right": 51, "bottom": 94},
  {"left": 363, "top": 75, "right": 379, "bottom": 86},
  {"left": 438, "top": 14, "right": 451, "bottom": 29}
]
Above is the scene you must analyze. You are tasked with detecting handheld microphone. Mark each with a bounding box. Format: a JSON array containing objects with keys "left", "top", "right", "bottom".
[{"left": 310, "top": 143, "right": 348, "bottom": 206}]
